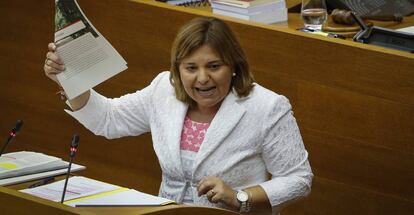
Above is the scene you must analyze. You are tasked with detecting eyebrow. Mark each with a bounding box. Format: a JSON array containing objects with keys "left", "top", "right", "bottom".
[
  {"left": 181, "top": 60, "right": 223, "bottom": 65},
  {"left": 207, "top": 60, "right": 223, "bottom": 64}
]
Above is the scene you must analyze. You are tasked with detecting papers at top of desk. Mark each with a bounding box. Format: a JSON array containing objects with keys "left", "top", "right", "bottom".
[
  {"left": 0, "top": 151, "right": 68, "bottom": 179},
  {"left": 20, "top": 176, "right": 174, "bottom": 207},
  {"left": 0, "top": 163, "right": 85, "bottom": 186},
  {"left": 397, "top": 26, "right": 414, "bottom": 34},
  {"left": 211, "top": 0, "right": 288, "bottom": 24},
  {"left": 0, "top": 151, "right": 85, "bottom": 186}
]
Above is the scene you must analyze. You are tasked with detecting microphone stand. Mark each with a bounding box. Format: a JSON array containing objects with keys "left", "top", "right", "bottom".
[
  {"left": 0, "top": 120, "right": 23, "bottom": 157},
  {"left": 61, "top": 134, "right": 79, "bottom": 204},
  {"left": 0, "top": 134, "right": 15, "bottom": 157}
]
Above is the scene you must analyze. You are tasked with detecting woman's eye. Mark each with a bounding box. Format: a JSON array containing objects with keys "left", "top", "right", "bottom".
[
  {"left": 186, "top": 66, "right": 197, "bottom": 71},
  {"left": 209, "top": 64, "right": 221, "bottom": 70}
]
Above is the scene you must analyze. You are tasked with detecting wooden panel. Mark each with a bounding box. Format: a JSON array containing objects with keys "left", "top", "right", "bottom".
[
  {"left": 304, "top": 129, "right": 414, "bottom": 201},
  {"left": 0, "top": 187, "right": 79, "bottom": 215},
  {"left": 296, "top": 81, "right": 414, "bottom": 153},
  {"left": 284, "top": 177, "right": 414, "bottom": 215}
]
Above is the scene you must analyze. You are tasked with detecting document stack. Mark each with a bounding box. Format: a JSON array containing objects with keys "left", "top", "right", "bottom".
[
  {"left": 211, "top": 0, "right": 288, "bottom": 24},
  {"left": 0, "top": 151, "right": 85, "bottom": 186},
  {"left": 164, "top": 0, "right": 210, "bottom": 6}
]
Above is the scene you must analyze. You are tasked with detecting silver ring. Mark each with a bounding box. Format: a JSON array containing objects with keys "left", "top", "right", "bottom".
[{"left": 44, "top": 58, "right": 49, "bottom": 65}]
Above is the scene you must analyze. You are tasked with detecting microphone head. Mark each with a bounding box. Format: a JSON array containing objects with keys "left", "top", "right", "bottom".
[
  {"left": 71, "top": 134, "right": 80, "bottom": 148},
  {"left": 12, "top": 120, "right": 24, "bottom": 134}
]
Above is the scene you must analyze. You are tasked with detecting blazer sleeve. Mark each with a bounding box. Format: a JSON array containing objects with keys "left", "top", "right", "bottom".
[
  {"left": 65, "top": 72, "right": 168, "bottom": 139},
  {"left": 258, "top": 96, "right": 313, "bottom": 212}
]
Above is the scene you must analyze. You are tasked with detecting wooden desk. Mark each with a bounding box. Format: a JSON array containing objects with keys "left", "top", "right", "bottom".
[
  {"left": 0, "top": 0, "right": 413, "bottom": 214},
  {"left": 1, "top": 179, "right": 236, "bottom": 215},
  {"left": 0, "top": 186, "right": 236, "bottom": 214}
]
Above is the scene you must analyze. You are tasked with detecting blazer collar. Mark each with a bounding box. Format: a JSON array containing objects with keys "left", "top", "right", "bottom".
[
  {"left": 193, "top": 91, "right": 246, "bottom": 173},
  {"left": 165, "top": 96, "right": 188, "bottom": 178},
  {"left": 165, "top": 91, "right": 246, "bottom": 179}
]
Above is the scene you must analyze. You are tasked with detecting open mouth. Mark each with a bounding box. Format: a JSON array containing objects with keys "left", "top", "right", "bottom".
[{"left": 195, "top": 86, "right": 216, "bottom": 96}]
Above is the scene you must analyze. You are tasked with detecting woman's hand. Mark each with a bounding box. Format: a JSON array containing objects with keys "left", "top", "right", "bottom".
[
  {"left": 43, "top": 42, "right": 90, "bottom": 110},
  {"left": 43, "top": 43, "right": 65, "bottom": 85},
  {"left": 197, "top": 176, "right": 240, "bottom": 210}
]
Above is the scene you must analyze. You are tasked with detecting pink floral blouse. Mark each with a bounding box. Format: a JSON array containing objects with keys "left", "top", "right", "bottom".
[{"left": 180, "top": 116, "right": 210, "bottom": 203}]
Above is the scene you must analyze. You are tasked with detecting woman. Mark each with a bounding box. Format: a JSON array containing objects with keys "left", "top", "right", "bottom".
[{"left": 44, "top": 17, "right": 312, "bottom": 214}]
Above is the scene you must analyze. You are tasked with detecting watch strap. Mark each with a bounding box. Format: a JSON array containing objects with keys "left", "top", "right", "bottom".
[{"left": 238, "top": 190, "right": 252, "bottom": 213}]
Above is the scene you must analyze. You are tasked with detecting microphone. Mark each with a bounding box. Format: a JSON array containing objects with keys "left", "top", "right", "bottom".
[
  {"left": 0, "top": 120, "right": 24, "bottom": 156},
  {"left": 61, "top": 134, "right": 79, "bottom": 203}
]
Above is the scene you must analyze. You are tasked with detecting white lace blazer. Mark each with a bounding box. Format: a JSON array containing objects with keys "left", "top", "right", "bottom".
[{"left": 66, "top": 71, "right": 313, "bottom": 214}]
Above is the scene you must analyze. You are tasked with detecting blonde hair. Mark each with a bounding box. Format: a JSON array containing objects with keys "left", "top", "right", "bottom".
[{"left": 169, "top": 17, "right": 255, "bottom": 106}]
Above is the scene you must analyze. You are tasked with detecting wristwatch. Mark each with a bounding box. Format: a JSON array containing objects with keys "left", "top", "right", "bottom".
[{"left": 236, "top": 190, "right": 251, "bottom": 213}]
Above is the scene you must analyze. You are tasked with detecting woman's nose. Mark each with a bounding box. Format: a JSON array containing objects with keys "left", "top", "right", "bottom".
[{"left": 197, "top": 70, "right": 210, "bottom": 84}]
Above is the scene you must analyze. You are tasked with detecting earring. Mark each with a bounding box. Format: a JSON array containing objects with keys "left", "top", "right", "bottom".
[{"left": 232, "top": 72, "right": 236, "bottom": 77}]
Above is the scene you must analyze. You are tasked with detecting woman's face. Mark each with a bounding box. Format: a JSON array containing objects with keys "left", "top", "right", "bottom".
[{"left": 179, "top": 44, "right": 232, "bottom": 113}]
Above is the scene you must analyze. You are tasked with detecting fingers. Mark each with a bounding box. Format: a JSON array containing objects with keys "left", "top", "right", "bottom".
[
  {"left": 197, "top": 176, "right": 216, "bottom": 196},
  {"left": 48, "top": 42, "right": 56, "bottom": 52},
  {"left": 44, "top": 56, "right": 64, "bottom": 79},
  {"left": 204, "top": 189, "right": 222, "bottom": 204},
  {"left": 209, "top": 190, "right": 222, "bottom": 204},
  {"left": 44, "top": 43, "right": 65, "bottom": 84},
  {"left": 44, "top": 64, "right": 61, "bottom": 75},
  {"left": 206, "top": 189, "right": 215, "bottom": 202},
  {"left": 46, "top": 42, "right": 64, "bottom": 65},
  {"left": 198, "top": 176, "right": 236, "bottom": 206},
  {"left": 45, "top": 51, "right": 64, "bottom": 67},
  {"left": 44, "top": 43, "right": 65, "bottom": 82},
  {"left": 43, "top": 64, "right": 60, "bottom": 84},
  {"left": 44, "top": 54, "right": 65, "bottom": 71}
]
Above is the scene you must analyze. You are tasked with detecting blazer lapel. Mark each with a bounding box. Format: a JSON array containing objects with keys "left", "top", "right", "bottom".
[
  {"left": 192, "top": 92, "right": 246, "bottom": 173},
  {"left": 164, "top": 96, "right": 188, "bottom": 178}
]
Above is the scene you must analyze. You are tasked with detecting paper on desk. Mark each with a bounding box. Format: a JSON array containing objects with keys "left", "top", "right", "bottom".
[
  {"left": 397, "top": 26, "right": 414, "bottom": 34},
  {"left": 65, "top": 188, "right": 174, "bottom": 207},
  {"left": 20, "top": 176, "right": 119, "bottom": 202},
  {"left": 0, "top": 151, "right": 68, "bottom": 179},
  {"left": 0, "top": 163, "right": 85, "bottom": 186}
]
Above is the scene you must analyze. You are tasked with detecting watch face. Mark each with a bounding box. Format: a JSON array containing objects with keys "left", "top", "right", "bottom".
[{"left": 237, "top": 191, "right": 249, "bottom": 202}]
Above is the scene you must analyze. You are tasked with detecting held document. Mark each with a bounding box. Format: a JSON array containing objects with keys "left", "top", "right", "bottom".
[{"left": 54, "top": 0, "right": 127, "bottom": 99}]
